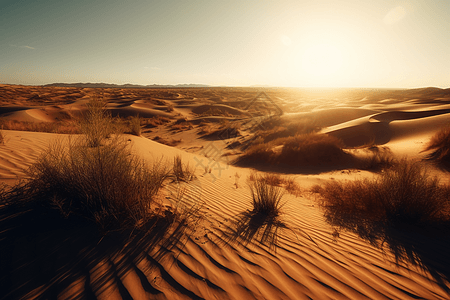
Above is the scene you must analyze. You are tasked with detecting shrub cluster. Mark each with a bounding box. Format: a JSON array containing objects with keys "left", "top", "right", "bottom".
[
  {"left": 238, "top": 133, "right": 351, "bottom": 169},
  {"left": 424, "top": 126, "right": 450, "bottom": 169},
  {"left": 317, "top": 159, "right": 450, "bottom": 242},
  {"left": 27, "top": 137, "right": 170, "bottom": 231}
]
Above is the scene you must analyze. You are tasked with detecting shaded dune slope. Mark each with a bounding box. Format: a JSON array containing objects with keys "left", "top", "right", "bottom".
[{"left": 324, "top": 108, "right": 450, "bottom": 148}]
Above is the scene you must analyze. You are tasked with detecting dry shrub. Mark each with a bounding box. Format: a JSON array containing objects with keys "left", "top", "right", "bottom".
[
  {"left": 318, "top": 159, "right": 450, "bottom": 241},
  {"left": 279, "top": 133, "right": 347, "bottom": 165},
  {"left": 226, "top": 173, "right": 287, "bottom": 250},
  {"left": 171, "top": 120, "right": 193, "bottom": 131},
  {"left": 424, "top": 126, "right": 450, "bottom": 169},
  {"left": 248, "top": 173, "right": 285, "bottom": 219},
  {"left": 0, "top": 138, "right": 201, "bottom": 298},
  {"left": 358, "top": 146, "right": 397, "bottom": 171},
  {"left": 172, "top": 155, "right": 195, "bottom": 182},
  {"left": 248, "top": 172, "right": 301, "bottom": 197},
  {"left": 144, "top": 116, "right": 171, "bottom": 128},
  {"left": 226, "top": 173, "right": 311, "bottom": 250},
  {"left": 129, "top": 115, "right": 141, "bottom": 136},
  {"left": 26, "top": 137, "right": 170, "bottom": 231},
  {"left": 317, "top": 159, "right": 450, "bottom": 290},
  {"left": 80, "top": 96, "right": 117, "bottom": 147},
  {"left": 258, "top": 117, "right": 321, "bottom": 143},
  {"left": 0, "top": 119, "right": 79, "bottom": 134},
  {"left": 201, "top": 120, "right": 241, "bottom": 140},
  {"left": 153, "top": 136, "right": 182, "bottom": 146},
  {"left": 238, "top": 142, "right": 276, "bottom": 164},
  {"left": 238, "top": 133, "right": 349, "bottom": 170},
  {"left": 284, "top": 178, "right": 302, "bottom": 197},
  {"left": 197, "top": 122, "right": 213, "bottom": 135},
  {"left": 199, "top": 107, "right": 233, "bottom": 117}
]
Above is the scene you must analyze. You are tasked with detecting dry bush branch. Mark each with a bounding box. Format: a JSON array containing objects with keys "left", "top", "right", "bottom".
[{"left": 424, "top": 126, "right": 450, "bottom": 170}]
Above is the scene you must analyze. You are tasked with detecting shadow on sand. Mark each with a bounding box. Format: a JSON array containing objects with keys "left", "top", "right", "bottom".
[
  {"left": 325, "top": 213, "right": 450, "bottom": 295},
  {"left": 0, "top": 196, "right": 195, "bottom": 299},
  {"left": 223, "top": 209, "right": 289, "bottom": 251}
]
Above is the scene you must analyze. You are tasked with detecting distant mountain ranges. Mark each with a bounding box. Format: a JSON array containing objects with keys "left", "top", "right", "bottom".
[{"left": 43, "top": 83, "right": 211, "bottom": 88}]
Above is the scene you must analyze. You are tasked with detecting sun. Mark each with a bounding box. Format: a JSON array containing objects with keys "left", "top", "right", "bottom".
[{"left": 301, "top": 43, "right": 344, "bottom": 79}]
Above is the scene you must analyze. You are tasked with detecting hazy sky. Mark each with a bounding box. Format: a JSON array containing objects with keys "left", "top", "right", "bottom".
[{"left": 1, "top": 0, "right": 449, "bottom": 88}]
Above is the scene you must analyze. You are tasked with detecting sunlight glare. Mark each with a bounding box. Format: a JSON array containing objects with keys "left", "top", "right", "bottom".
[{"left": 301, "top": 43, "right": 344, "bottom": 78}]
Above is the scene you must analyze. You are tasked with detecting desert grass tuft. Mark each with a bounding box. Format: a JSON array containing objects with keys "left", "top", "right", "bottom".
[
  {"left": 248, "top": 173, "right": 286, "bottom": 219},
  {"left": 80, "top": 95, "right": 117, "bottom": 147},
  {"left": 226, "top": 173, "right": 311, "bottom": 250},
  {"left": 129, "top": 115, "right": 142, "bottom": 136},
  {"left": 248, "top": 172, "right": 301, "bottom": 197},
  {"left": 225, "top": 173, "right": 286, "bottom": 250},
  {"left": 171, "top": 155, "right": 195, "bottom": 182},
  {"left": 424, "top": 126, "right": 450, "bottom": 169}
]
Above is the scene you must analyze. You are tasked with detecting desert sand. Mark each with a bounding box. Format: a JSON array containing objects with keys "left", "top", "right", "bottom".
[{"left": 1, "top": 84, "right": 450, "bottom": 299}]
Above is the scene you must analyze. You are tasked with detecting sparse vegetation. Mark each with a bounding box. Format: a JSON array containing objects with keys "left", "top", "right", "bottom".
[
  {"left": 357, "top": 146, "right": 397, "bottom": 171},
  {"left": 198, "top": 107, "right": 234, "bottom": 117},
  {"left": 153, "top": 135, "right": 182, "bottom": 146},
  {"left": 200, "top": 120, "right": 241, "bottom": 140},
  {"left": 172, "top": 155, "right": 195, "bottom": 182},
  {"left": 80, "top": 96, "right": 117, "bottom": 147},
  {"left": 238, "top": 133, "right": 350, "bottom": 170},
  {"left": 0, "top": 134, "right": 199, "bottom": 299},
  {"left": 143, "top": 116, "right": 171, "bottom": 128},
  {"left": 317, "top": 159, "right": 450, "bottom": 242},
  {"left": 257, "top": 117, "right": 321, "bottom": 143},
  {"left": 226, "top": 173, "right": 288, "bottom": 250},
  {"left": 248, "top": 173, "right": 286, "bottom": 220},
  {"left": 0, "top": 119, "right": 80, "bottom": 134},
  {"left": 129, "top": 115, "right": 142, "bottom": 136},
  {"left": 248, "top": 172, "right": 301, "bottom": 197},
  {"left": 25, "top": 137, "right": 170, "bottom": 231},
  {"left": 0, "top": 94, "right": 198, "bottom": 233},
  {"left": 226, "top": 172, "right": 311, "bottom": 250},
  {"left": 424, "top": 126, "right": 450, "bottom": 169},
  {"left": 171, "top": 119, "right": 193, "bottom": 131}
]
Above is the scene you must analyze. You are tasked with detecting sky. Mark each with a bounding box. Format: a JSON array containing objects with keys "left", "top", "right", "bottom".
[{"left": 1, "top": 0, "right": 449, "bottom": 88}]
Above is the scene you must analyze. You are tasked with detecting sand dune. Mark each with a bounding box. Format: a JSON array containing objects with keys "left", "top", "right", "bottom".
[{"left": 1, "top": 85, "right": 450, "bottom": 299}]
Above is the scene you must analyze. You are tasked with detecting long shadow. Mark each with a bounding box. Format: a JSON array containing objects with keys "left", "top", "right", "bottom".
[
  {"left": 323, "top": 210, "right": 450, "bottom": 295},
  {"left": 0, "top": 195, "right": 192, "bottom": 299},
  {"left": 223, "top": 209, "right": 289, "bottom": 251},
  {"left": 233, "top": 151, "right": 360, "bottom": 175}
]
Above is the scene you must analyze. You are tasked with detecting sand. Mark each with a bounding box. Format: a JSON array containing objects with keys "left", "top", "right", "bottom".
[{"left": 1, "top": 84, "right": 450, "bottom": 299}]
